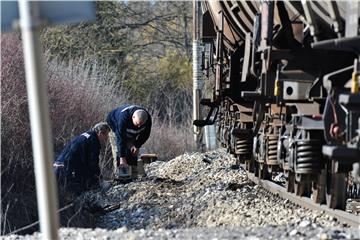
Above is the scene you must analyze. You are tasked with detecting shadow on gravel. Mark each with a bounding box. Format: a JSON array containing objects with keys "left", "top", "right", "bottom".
[
  {"left": 226, "top": 181, "right": 255, "bottom": 191},
  {"left": 83, "top": 189, "right": 137, "bottom": 214},
  {"left": 149, "top": 176, "right": 186, "bottom": 186},
  {"left": 78, "top": 177, "right": 185, "bottom": 224}
]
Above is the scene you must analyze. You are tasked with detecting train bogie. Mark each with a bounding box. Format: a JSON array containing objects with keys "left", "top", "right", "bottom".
[{"left": 194, "top": 1, "right": 360, "bottom": 210}]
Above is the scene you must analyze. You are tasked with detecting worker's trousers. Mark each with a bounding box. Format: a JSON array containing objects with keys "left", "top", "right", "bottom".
[{"left": 108, "top": 131, "right": 138, "bottom": 178}]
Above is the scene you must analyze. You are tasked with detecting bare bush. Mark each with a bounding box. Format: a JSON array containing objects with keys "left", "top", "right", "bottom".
[
  {"left": 145, "top": 118, "right": 195, "bottom": 161},
  {"left": 1, "top": 32, "right": 195, "bottom": 234},
  {"left": 1, "top": 33, "right": 37, "bottom": 234},
  {"left": 1, "top": 33, "right": 125, "bottom": 234},
  {"left": 45, "top": 57, "right": 128, "bottom": 151},
  {"left": 144, "top": 106, "right": 195, "bottom": 161}
]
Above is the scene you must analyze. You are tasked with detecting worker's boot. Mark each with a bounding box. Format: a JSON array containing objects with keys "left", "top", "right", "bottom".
[{"left": 114, "top": 165, "right": 132, "bottom": 182}]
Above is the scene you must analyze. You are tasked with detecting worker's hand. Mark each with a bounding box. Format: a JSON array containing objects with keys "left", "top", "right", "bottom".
[
  {"left": 119, "top": 157, "right": 128, "bottom": 167},
  {"left": 131, "top": 146, "right": 139, "bottom": 156}
]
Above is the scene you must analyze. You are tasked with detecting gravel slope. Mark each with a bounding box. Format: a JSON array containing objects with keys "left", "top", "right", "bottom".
[{"left": 5, "top": 149, "right": 360, "bottom": 239}]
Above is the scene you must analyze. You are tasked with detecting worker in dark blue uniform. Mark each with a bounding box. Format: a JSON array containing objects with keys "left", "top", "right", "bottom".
[
  {"left": 106, "top": 104, "right": 151, "bottom": 179},
  {"left": 53, "top": 122, "right": 110, "bottom": 194}
]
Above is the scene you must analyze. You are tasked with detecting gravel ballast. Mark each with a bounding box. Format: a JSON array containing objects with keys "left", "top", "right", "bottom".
[{"left": 5, "top": 149, "right": 360, "bottom": 239}]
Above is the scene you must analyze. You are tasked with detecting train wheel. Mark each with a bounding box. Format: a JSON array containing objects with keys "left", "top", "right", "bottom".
[
  {"left": 286, "top": 172, "right": 295, "bottom": 193},
  {"left": 312, "top": 170, "right": 326, "bottom": 204},
  {"left": 326, "top": 172, "right": 347, "bottom": 210}
]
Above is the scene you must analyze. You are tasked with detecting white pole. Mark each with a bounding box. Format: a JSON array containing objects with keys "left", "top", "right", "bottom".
[
  {"left": 193, "top": 39, "right": 202, "bottom": 142},
  {"left": 193, "top": 0, "right": 203, "bottom": 144},
  {"left": 18, "top": 1, "right": 59, "bottom": 239}
]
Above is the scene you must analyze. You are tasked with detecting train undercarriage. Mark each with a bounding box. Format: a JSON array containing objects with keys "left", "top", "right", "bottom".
[{"left": 193, "top": 1, "right": 360, "bottom": 210}]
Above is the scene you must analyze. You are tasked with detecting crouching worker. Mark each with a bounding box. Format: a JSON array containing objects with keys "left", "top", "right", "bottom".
[
  {"left": 106, "top": 104, "right": 151, "bottom": 180},
  {"left": 53, "top": 122, "right": 110, "bottom": 195}
]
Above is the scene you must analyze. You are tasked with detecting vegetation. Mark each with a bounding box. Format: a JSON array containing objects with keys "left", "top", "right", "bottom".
[
  {"left": 1, "top": 1, "right": 194, "bottom": 234},
  {"left": 41, "top": 1, "right": 192, "bottom": 104}
]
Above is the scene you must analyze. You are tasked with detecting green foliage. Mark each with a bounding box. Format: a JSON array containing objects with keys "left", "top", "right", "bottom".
[
  {"left": 123, "top": 51, "right": 191, "bottom": 100},
  {"left": 157, "top": 51, "right": 192, "bottom": 90},
  {"left": 41, "top": 2, "right": 192, "bottom": 66},
  {"left": 42, "top": 2, "right": 131, "bottom": 66},
  {"left": 41, "top": 1, "right": 193, "bottom": 117}
]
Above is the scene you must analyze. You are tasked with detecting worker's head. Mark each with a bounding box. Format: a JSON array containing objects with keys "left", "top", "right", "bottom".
[
  {"left": 92, "top": 122, "right": 111, "bottom": 142},
  {"left": 132, "top": 109, "right": 148, "bottom": 128}
]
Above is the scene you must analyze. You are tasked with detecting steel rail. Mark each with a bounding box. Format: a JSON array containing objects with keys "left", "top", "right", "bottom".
[{"left": 246, "top": 172, "right": 360, "bottom": 227}]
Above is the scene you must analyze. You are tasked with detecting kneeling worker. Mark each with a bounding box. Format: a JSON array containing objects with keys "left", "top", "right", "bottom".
[
  {"left": 53, "top": 122, "right": 110, "bottom": 194},
  {"left": 106, "top": 104, "right": 152, "bottom": 180}
]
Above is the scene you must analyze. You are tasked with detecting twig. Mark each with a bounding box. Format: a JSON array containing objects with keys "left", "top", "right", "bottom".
[
  {"left": 7, "top": 203, "right": 74, "bottom": 235},
  {"left": 66, "top": 203, "right": 83, "bottom": 227},
  {"left": 1, "top": 203, "right": 10, "bottom": 235}
]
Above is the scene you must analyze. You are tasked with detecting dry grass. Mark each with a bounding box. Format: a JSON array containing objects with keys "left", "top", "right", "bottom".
[{"left": 145, "top": 112, "right": 195, "bottom": 161}]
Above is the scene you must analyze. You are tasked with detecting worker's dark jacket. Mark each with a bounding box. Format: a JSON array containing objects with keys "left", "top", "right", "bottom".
[
  {"left": 106, "top": 104, "right": 151, "bottom": 165},
  {"left": 53, "top": 130, "right": 101, "bottom": 194}
]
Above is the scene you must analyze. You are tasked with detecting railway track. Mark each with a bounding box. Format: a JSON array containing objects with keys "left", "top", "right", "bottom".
[{"left": 246, "top": 172, "right": 360, "bottom": 227}]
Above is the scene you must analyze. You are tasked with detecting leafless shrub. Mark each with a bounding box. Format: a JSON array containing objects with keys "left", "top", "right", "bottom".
[
  {"left": 1, "top": 32, "right": 195, "bottom": 234},
  {"left": 0, "top": 33, "right": 125, "bottom": 234},
  {"left": 144, "top": 106, "right": 195, "bottom": 161},
  {"left": 45, "top": 56, "right": 128, "bottom": 151},
  {"left": 0, "top": 33, "right": 36, "bottom": 235}
]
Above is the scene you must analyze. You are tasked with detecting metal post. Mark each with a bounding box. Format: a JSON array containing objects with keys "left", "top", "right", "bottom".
[
  {"left": 193, "top": 0, "right": 203, "bottom": 143},
  {"left": 18, "top": 1, "right": 59, "bottom": 239}
]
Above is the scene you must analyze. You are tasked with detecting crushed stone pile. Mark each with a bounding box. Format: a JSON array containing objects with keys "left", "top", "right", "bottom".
[{"left": 5, "top": 149, "right": 360, "bottom": 240}]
